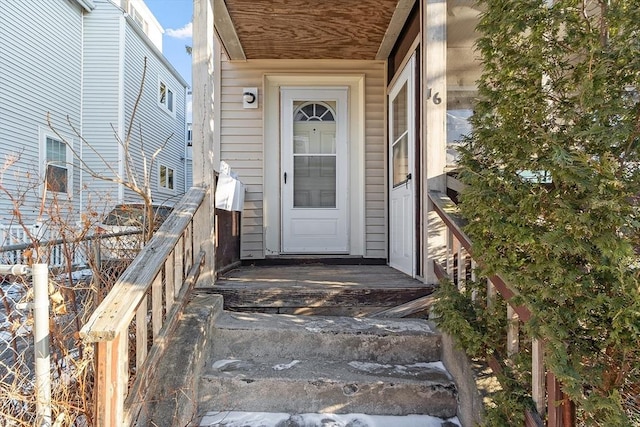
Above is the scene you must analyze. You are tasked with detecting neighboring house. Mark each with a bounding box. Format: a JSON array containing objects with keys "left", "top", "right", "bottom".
[
  {"left": 0, "top": 0, "right": 189, "bottom": 243},
  {"left": 191, "top": 0, "right": 481, "bottom": 281}
]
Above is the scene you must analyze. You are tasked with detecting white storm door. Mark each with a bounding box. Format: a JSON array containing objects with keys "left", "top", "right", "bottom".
[
  {"left": 281, "top": 88, "right": 349, "bottom": 253},
  {"left": 388, "top": 56, "right": 415, "bottom": 275}
]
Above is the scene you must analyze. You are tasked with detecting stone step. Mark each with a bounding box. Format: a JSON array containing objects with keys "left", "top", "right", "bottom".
[
  {"left": 212, "top": 311, "right": 442, "bottom": 364},
  {"left": 199, "top": 357, "right": 457, "bottom": 418}
]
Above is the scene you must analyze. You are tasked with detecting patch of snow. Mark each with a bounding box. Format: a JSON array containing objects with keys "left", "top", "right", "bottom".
[
  {"left": 212, "top": 359, "right": 243, "bottom": 370},
  {"left": 0, "top": 330, "right": 13, "bottom": 342},
  {"left": 1, "top": 281, "right": 26, "bottom": 301},
  {"left": 272, "top": 360, "right": 300, "bottom": 371},
  {"left": 303, "top": 319, "right": 368, "bottom": 333},
  {"left": 353, "top": 318, "right": 433, "bottom": 333},
  {"left": 211, "top": 359, "right": 254, "bottom": 372},
  {"left": 200, "top": 411, "right": 461, "bottom": 427},
  {"left": 407, "top": 361, "right": 449, "bottom": 374},
  {"left": 201, "top": 411, "right": 289, "bottom": 426},
  {"left": 348, "top": 361, "right": 453, "bottom": 380},
  {"left": 303, "top": 317, "right": 432, "bottom": 334},
  {"left": 71, "top": 269, "right": 93, "bottom": 281},
  {"left": 348, "top": 361, "right": 392, "bottom": 372},
  {"left": 12, "top": 322, "right": 31, "bottom": 337}
]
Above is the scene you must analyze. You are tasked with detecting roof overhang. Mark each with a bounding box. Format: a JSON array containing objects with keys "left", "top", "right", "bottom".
[
  {"left": 74, "top": 0, "right": 95, "bottom": 12},
  {"left": 214, "top": 0, "right": 416, "bottom": 61}
]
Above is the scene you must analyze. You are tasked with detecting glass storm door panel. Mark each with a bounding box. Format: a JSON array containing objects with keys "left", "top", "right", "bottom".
[
  {"left": 281, "top": 88, "right": 349, "bottom": 253},
  {"left": 389, "top": 55, "right": 415, "bottom": 276}
]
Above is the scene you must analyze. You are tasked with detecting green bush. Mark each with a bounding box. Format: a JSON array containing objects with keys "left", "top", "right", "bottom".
[{"left": 453, "top": 0, "right": 640, "bottom": 424}]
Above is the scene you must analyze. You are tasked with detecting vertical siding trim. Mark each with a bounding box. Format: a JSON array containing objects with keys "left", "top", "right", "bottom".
[
  {"left": 117, "top": 13, "right": 126, "bottom": 202},
  {"left": 214, "top": 37, "right": 222, "bottom": 167},
  {"left": 80, "top": 11, "right": 85, "bottom": 213},
  {"left": 183, "top": 85, "right": 189, "bottom": 192}
]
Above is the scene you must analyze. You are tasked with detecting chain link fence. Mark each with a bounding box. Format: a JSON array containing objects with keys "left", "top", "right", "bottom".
[{"left": 0, "top": 229, "right": 140, "bottom": 426}]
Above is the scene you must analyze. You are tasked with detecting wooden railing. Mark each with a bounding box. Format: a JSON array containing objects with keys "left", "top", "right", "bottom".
[
  {"left": 429, "top": 191, "right": 575, "bottom": 427},
  {"left": 80, "top": 186, "right": 212, "bottom": 426}
]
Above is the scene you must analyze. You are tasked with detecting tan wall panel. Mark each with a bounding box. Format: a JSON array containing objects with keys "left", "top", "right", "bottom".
[{"left": 220, "top": 57, "right": 386, "bottom": 259}]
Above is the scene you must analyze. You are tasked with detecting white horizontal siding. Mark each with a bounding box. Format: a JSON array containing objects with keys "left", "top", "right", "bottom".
[
  {"left": 82, "top": 0, "right": 125, "bottom": 209},
  {"left": 220, "top": 58, "right": 386, "bottom": 259},
  {"left": 123, "top": 22, "right": 188, "bottom": 206},
  {"left": 80, "top": 0, "right": 188, "bottom": 213},
  {"left": 0, "top": 1, "right": 83, "bottom": 225}
]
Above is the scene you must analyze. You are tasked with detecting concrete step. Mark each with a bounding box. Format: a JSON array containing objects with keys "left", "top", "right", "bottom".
[
  {"left": 199, "top": 357, "right": 457, "bottom": 418},
  {"left": 211, "top": 311, "right": 443, "bottom": 364},
  {"left": 198, "top": 311, "right": 457, "bottom": 421}
]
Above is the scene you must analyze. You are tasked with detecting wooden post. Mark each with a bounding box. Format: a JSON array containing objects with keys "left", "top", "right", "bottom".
[
  {"left": 165, "top": 250, "right": 176, "bottom": 312},
  {"left": 507, "top": 305, "right": 519, "bottom": 356},
  {"left": 470, "top": 258, "right": 477, "bottom": 300},
  {"left": 192, "top": 0, "right": 216, "bottom": 279},
  {"left": 151, "top": 273, "right": 163, "bottom": 338},
  {"left": 445, "top": 228, "right": 453, "bottom": 277},
  {"left": 174, "top": 236, "right": 185, "bottom": 295},
  {"left": 563, "top": 398, "right": 576, "bottom": 427},
  {"left": 94, "top": 332, "right": 126, "bottom": 426},
  {"left": 532, "top": 338, "right": 545, "bottom": 416},
  {"left": 547, "top": 372, "right": 563, "bottom": 427},
  {"left": 135, "top": 297, "right": 148, "bottom": 372},
  {"left": 422, "top": 0, "right": 448, "bottom": 284},
  {"left": 456, "top": 241, "right": 463, "bottom": 289}
]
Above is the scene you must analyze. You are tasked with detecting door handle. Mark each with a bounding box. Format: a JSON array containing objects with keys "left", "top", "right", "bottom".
[
  {"left": 284, "top": 172, "right": 287, "bottom": 184},
  {"left": 406, "top": 173, "right": 412, "bottom": 188}
]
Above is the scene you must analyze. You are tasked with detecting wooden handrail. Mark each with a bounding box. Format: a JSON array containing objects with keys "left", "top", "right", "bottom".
[
  {"left": 79, "top": 185, "right": 212, "bottom": 426},
  {"left": 428, "top": 190, "right": 563, "bottom": 427},
  {"left": 81, "top": 186, "right": 206, "bottom": 342},
  {"left": 429, "top": 191, "right": 532, "bottom": 321}
]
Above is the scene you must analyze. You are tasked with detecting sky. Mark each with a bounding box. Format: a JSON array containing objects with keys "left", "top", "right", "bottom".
[{"left": 145, "top": 0, "right": 193, "bottom": 87}]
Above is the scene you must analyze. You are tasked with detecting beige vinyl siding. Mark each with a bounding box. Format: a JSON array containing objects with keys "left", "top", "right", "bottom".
[{"left": 220, "top": 58, "right": 386, "bottom": 259}]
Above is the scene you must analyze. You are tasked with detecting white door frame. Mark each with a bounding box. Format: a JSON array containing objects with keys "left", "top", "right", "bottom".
[
  {"left": 388, "top": 55, "right": 416, "bottom": 276},
  {"left": 280, "top": 87, "right": 349, "bottom": 253},
  {"left": 263, "top": 74, "right": 365, "bottom": 257}
]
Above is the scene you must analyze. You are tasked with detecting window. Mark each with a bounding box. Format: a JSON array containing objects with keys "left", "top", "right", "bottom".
[
  {"left": 45, "top": 136, "right": 69, "bottom": 193},
  {"left": 123, "top": 1, "right": 149, "bottom": 34},
  {"left": 159, "top": 165, "right": 174, "bottom": 190},
  {"left": 158, "top": 80, "right": 174, "bottom": 115}
]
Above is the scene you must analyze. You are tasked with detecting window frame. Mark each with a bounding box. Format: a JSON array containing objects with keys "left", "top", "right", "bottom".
[
  {"left": 158, "top": 164, "right": 175, "bottom": 192},
  {"left": 158, "top": 78, "right": 175, "bottom": 117},
  {"left": 39, "top": 128, "right": 73, "bottom": 197}
]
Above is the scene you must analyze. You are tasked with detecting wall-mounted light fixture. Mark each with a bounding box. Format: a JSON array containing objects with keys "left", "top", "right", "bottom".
[{"left": 243, "top": 87, "right": 258, "bottom": 109}]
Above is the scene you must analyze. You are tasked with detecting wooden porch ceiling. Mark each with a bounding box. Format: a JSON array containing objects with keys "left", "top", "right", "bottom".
[{"left": 214, "top": 0, "right": 414, "bottom": 60}]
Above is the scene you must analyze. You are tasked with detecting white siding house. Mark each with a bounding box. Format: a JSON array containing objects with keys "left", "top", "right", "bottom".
[
  {"left": 82, "top": 0, "right": 189, "bottom": 208},
  {"left": 0, "top": 0, "right": 85, "bottom": 226},
  {"left": 0, "top": 0, "right": 188, "bottom": 244}
]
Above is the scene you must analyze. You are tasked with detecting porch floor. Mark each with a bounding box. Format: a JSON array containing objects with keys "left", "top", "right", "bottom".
[{"left": 198, "top": 264, "right": 436, "bottom": 316}]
